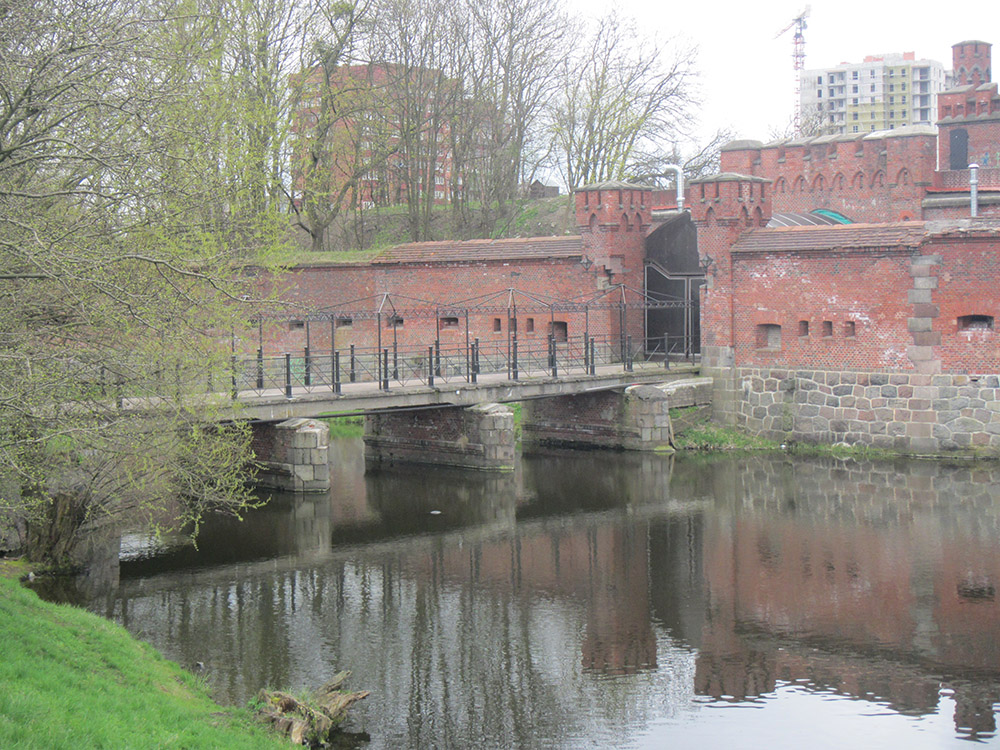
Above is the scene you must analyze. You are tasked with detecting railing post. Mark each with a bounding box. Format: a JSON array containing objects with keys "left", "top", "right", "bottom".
[
  {"left": 664, "top": 335, "right": 670, "bottom": 370},
  {"left": 435, "top": 339, "right": 441, "bottom": 377},
  {"left": 589, "top": 337, "right": 596, "bottom": 376},
  {"left": 512, "top": 338, "right": 518, "bottom": 380},
  {"left": 471, "top": 338, "right": 479, "bottom": 384},
  {"left": 625, "top": 336, "right": 633, "bottom": 372},
  {"left": 284, "top": 353, "right": 293, "bottom": 398},
  {"left": 382, "top": 349, "right": 389, "bottom": 390},
  {"left": 256, "top": 348, "right": 264, "bottom": 390},
  {"left": 304, "top": 346, "right": 311, "bottom": 387},
  {"left": 428, "top": 346, "right": 435, "bottom": 387},
  {"left": 392, "top": 339, "right": 398, "bottom": 380},
  {"left": 583, "top": 335, "right": 589, "bottom": 373},
  {"left": 231, "top": 355, "right": 238, "bottom": 400},
  {"left": 551, "top": 336, "right": 558, "bottom": 378},
  {"left": 349, "top": 344, "right": 356, "bottom": 383},
  {"left": 334, "top": 351, "right": 342, "bottom": 394}
]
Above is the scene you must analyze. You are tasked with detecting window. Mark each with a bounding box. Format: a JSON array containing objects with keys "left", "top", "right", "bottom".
[
  {"left": 852, "top": 85, "right": 858, "bottom": 93},
  {"left": 822, "top": 321, "right": 833, "bottom": 337},
  {"left": 335, "top": 317, "right": 353, "bottom": 329},
  {"left": 439, "top": 316, "right": 459, "bottom": 329},
  {"left": 493, "top": 317, "right": 502, "bottom": 332},
  {"left": 289, "top": 319, "right": 305, "bottom": 330},
  {"left": 386, "top": 315, "right": 403, "bottom": 328},
  {"left": 818, "top": 89, "right": 823, "bottom": 97},
  {"left": 755, "top": 324, "right": 781, "bottom": 349},
  {"left": 853, "top": 112, "right": 859, "bottom": 120},
  {"left": 871, "top": 84, "right": 876, "bottom": 92},
  {"left": 843, "top": 321, "right": 856, "bottom": 337},
  {"left": 958, "top": 315, "right": 994, "bottom": 331},
  {"left": 549, "top": 321, "right": 568, "bottom": 342},
  {"left": 798, "top": 320, "right": 810, "bottom": 337},
  {"left": 526, "top": 317, "right": 534, "bottom": 333}
]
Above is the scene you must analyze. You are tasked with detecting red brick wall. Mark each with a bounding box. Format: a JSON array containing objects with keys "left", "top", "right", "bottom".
[
  {"left": 253, "top": 257, "right": 620, "bottom": 358},
  {"left": 931, "top": 233, "right": 1000, "bottom": 372},
  {"left": 731, "top": 249, "right": 914, "bottom": 370},
  {"left": 702, "top": 224, "right": 1000, "bottom": 374},
  {"left": 720, "top": 132, "right": 936, "bottom": 223}
]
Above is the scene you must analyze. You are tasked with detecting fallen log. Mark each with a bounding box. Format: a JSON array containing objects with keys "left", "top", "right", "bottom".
[{"left": 255, "top": 671, "right": 369, "bottom": 747}]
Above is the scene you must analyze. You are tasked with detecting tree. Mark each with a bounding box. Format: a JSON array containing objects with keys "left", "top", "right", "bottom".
[
  {"left": 447, "top": 0, "right": 568, "bottom": 238},
  {"left": 287, "top": 1, "right": 407, "bottom": 253},
  {"left": 627, "top": 128, "right": 737, "bottom": 188},
  {"left": 550, "top": 15, "right": 696, "bottom": 189},
  {"left": 0, "top": 0, "right": 273, "bottom": 566}
]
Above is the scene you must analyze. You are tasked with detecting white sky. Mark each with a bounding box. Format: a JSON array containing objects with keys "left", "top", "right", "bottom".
[{"left": 576, "top": 0, "right": 1000, "bottom": 145}]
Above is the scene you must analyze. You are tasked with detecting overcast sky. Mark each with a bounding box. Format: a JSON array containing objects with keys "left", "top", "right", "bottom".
[{"left": 578, "top": 0, "right": 1000, "bottom": 146}]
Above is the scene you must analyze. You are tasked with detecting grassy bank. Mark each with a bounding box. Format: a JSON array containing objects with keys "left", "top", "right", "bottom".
[
  {"left": 670, "top": 409, "right": 893, "bottom": 459},
  {"left": 0, "top": 575, "right": 286, "bottom": 750}
]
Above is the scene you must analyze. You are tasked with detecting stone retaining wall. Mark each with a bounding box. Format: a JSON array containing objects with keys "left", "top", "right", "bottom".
[{"left": 710, "top": 367, "right": 1000, "bottom": 455}]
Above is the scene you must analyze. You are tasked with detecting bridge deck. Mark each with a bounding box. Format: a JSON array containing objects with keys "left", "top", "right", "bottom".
[{"left": 234, "top": 362, "right": 699, "bottom": 421}]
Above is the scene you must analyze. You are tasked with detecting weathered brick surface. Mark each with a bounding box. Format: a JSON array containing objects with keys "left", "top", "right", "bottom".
[
  {"left": 364, "top": 402, "right": 515, "bottom": 470},
  {"left": 720, "top": 131, "right": 936, "bottom": 223}
]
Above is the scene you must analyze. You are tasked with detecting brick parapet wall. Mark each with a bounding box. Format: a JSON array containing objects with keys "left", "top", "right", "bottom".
[
  {"left": 715, "top": 367, "right": 1000, "bottom": 455},
  {"left": 720, "top": 133, "right": 936, "bottom": 223}
]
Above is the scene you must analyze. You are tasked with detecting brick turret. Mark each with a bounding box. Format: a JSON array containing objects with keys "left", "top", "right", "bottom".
[
  {"left": 688, "top": 174, "right": 771, "bottom": 367},
  {"left": 952, "top": 40, "right": 992, "bottom": 87},
  {"left": 574, "top": 182, "right": 652, "bottom": 289}
]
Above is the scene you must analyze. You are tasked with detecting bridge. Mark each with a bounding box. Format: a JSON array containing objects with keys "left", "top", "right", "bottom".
[
  {"left": 233, "top": 343, "right": 707, "bottom": 493},
  {"left": 200, "top": 288, "right": 708, "bottom": 492}
]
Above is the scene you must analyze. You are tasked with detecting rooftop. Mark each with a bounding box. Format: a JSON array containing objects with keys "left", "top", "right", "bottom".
[{"left": 372, "top": 235, "right": 583, "bottom": 265}]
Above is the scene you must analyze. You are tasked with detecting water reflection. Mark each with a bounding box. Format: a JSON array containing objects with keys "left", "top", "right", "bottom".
[{"left": 48, "top": 447, "right": 1000, "bottom": 747}]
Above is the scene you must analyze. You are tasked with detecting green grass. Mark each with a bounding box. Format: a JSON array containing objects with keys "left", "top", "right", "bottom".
[
  {"left": 0, "top": 577, "right": 287, "bottom": 750},
  {"left": 323, "top": 414, "right": 365, "bottom": 438},
  {"left": 671, "top": 419, "right": 895, "bottom": 459},
  {"left": 672, "top": 422, "right": 781, "bottom": 452}
]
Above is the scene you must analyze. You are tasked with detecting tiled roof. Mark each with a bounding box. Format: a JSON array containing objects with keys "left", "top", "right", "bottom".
[
  {"left": 732, "top": 223, "right": 927, "bottom": 253},
  {"left": 372, "top": 235, "right": 583, "bottom": 264}
]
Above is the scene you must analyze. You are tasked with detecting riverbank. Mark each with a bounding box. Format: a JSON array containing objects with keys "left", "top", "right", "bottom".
[{"left": 0, "top": 572, "right": 286, "bottom": 749}]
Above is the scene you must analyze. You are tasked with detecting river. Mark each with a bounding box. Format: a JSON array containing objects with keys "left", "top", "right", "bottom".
[{"left": 38, "top": 440, "right": 1000, "bottom": 748}]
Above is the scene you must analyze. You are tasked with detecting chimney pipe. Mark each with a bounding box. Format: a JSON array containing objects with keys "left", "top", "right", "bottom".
[{"left": 665, "top": 164, "right": 685, "bottom": 211}]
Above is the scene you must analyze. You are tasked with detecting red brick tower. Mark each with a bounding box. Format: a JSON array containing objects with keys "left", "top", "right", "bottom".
[
  {"left": 952, "top": 40, "right": 992, "bottom": 87},
  {"left": 574, "top": 183, "right": 654, "bottom": 352},
  {"left": 687, "top": 174, "right": 772, "bottom": 368},
  {"left": 574, "top": 182, "right": 652, "bottom": 290}
]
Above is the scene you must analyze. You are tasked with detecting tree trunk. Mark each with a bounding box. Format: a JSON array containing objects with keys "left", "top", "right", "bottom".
[{"left": 25, "top": 491, "right": 88, "bottom": 568}]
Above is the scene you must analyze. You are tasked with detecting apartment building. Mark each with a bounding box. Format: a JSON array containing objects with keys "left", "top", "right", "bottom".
[{"left": 801, "top": 52, "right": 946, "bottom": 135}]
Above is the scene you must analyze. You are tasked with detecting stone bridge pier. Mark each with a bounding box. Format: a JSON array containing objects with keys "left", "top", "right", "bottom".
[
  {"left": 364, "top": 403, "right": 516, "bottom": 471},
  {"left": 251, "top": 418, "right": 331, "bottom": 492},
  {"left": 363, "top": 378, "right": 713, "bottom": 469}
]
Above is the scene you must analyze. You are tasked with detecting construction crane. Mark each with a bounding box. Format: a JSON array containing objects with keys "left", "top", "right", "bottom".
[{"left": 775, "top": 6, "right": 811, "bottom": 133}]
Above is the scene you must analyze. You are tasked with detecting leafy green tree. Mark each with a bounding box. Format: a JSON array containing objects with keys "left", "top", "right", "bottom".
[{"left": 0, "top": 0, "right": 276, "bottom": 565}]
